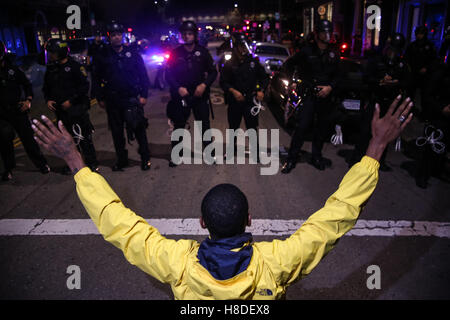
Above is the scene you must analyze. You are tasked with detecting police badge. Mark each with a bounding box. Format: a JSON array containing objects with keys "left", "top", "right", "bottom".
[
  {"left": 195, "top": 51, "right": 201, "bottom": 56},
  {"left": 126, "top": 51, "right": 132, "bottom": 58},
  {"left": 64, "top": 66, "right": 71, "bottom": 72}
]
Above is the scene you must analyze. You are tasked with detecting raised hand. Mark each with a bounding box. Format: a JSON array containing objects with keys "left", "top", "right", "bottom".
[
  {"left": 366, "top": 95, "right": 413, "bottom": 161},
  {"left": 31, "top": 115, "right": 86, "bottom": 174}
]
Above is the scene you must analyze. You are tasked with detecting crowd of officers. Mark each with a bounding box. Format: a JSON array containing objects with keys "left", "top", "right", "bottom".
[{"left": 0, "top": 19, "right": 449, "bottom": 189}]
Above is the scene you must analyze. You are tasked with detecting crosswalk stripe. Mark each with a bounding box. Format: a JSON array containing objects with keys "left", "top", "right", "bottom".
[{"left": 0, "top": 219, "right": 449, "bottom": 238}]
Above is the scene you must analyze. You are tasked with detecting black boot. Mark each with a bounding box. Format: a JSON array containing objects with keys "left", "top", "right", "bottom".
[
  {"left": 112, "top": 160, "right": 129, "bottom": 172},
  {"left": 141, "top": 160, "right": 151, "bottom": 171},
  {"left": 39, "top": 164, "right": 51, "bottom": 174},
  {"left": 2, "top": 171, "right": 12, "bottom": 181},
  {"left": 310, "top": 157, "right": 332, "bottom": 171},
  {"left": 281, "top": 160, "right": 296, "bottom": 174}
]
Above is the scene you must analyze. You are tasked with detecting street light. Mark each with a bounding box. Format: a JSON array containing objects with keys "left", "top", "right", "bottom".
[{"left": 234, "top": 3, "right": 238, "bottom": 8}]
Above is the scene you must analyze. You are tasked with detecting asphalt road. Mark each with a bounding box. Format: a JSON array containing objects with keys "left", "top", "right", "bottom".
[{"left": 1, "top": 43, "right": 449, "bottom": 300}]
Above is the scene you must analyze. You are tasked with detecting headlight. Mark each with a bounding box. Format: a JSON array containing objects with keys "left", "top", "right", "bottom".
[
  {"left": 224, "top": 53, "right": 232, "bottom": 60},
  {"left": 281, "top": 79, "right": 289, "bottom": 87}
]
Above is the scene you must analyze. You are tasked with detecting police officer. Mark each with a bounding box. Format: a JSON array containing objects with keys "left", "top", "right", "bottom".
[
  {"left": 87, "top": 30, "right": 105, "bottom": 70},
  {"left": 43, "top": 38, "right": 99, "bottom": 173},
  {"left": 414, "top": 58, "right": 450, "bottom": 188},
  {"left": 165, "top": 20, "right": 218, "bottom": 167},
  {"left": 349, "top": 33, "right": 411, "bottom": 171},
  {"left": 404, "top": 26, "right": 437, "bottom": 120},
  {"left": 281, "top": 20, "right": 340, "bottom": 174},
  {"left": 0, "top": 40, "right": 50, "bottom": 181},
  {"left": 220, "top": 33, "right": 269, "bottom": 159},
  {"left": 93, "top": 21, "right": 151, "bottom": 171}
]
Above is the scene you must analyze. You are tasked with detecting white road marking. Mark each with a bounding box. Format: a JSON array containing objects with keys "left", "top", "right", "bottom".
[{"left": 0, "top": 219, "right": 450, "bottom": 238}]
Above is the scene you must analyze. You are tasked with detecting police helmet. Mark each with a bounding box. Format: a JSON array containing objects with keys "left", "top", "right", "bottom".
[
  {"left": 415, "top": 25, "right": 428, "bottom": 37},
  {"left": 230, "top": 33, "right": 250, "bottom": 55},
  {"left": 231, "top": 33, "right": 247, "bottom": 47},
  {"left": 106, "top": 21, "right": 124, "bottom": 35},
  {"left": 389, "top": 33, "right": 405, "bottom": 51},
  {"left": 0, "top": 40, "right": 6, "bottom": 59},
  {"left": 46, "top": 38, "right": 69, "bottom": 59},
  {"left": 316, "top": 19, "right": 333, "bottom": 33},
  {"left": 179, "top": 20, "right": 198, "bottom": 35}
]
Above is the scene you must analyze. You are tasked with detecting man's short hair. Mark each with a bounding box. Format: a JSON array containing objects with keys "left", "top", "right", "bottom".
[{"left": 201, "top": 184, "right": 249, "bottom": 239}]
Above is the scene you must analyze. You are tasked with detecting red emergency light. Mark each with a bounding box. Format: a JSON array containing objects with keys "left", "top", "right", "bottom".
[{"left": 128, "top": 28, "right": 133, "bottom": 32}]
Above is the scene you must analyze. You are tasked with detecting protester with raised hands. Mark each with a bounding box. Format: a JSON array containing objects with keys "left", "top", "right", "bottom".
[{"left": 30, "top": 96, "right": 412, "bottom": 300}]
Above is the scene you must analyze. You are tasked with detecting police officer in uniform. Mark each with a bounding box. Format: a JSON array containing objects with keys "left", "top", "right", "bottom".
[
  {"left": 414, "top": 58, "right": 450, "bottom": 188},
  {"left": 93, "top": 21, "right": 151, "bottom": 171},
  {"left": 0, "top": 41, "right": 50, "bottom": 181},
  {"left": 404, "top": 26, "right": 437, "bottom": 120},
  {"left": 43, "top": 38, "right": 99, "bottom": 173},
  {"left": 349, "top": 33, "right": 411, "bottom": 171},
  {"left": 281, "top": 20, "right": 340, "bottom": 174},
  {"left": 220, "top": 33, "right": 269, "bottom": 159},
  {"left": 165, "top": 20, "right": 218, "bottom": 167}
]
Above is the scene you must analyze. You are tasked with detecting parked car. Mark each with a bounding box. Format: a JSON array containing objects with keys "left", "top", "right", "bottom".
[{"left": 252, "top": 42, "right": 290, "bottom": 74}]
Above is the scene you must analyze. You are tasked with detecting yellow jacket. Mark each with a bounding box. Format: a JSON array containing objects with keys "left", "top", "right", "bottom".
[{"left": 74, "top": 156, "right": 379, "bottom": 299}]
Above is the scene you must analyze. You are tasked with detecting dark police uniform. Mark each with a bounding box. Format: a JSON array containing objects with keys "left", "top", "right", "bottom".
[
  {"left": 0, "top": 58, "right": 48, "bottom": 175},
  {"left": 350, "top": 51, "right": 411, "bottom": 168},
  {"left": 43, "top": 57, "right": 98, "bottom": 169},
  {"left": 93, "top": 44, "right": 150, "bottom": 168},
  {"left": 165, "top": 43, "right": 217, "bottom": 149},
  {"left": 404, "top": 37, "right": 437, "bottom": 119},
  {"left": 283, "top": 41, "right": 340, "bottom": 168},
  {"left": 220, "top": 54, "right": 268, "bottom": 131},
  {"left": 414, "top": 61, "right": 450, "bottom": 188}
]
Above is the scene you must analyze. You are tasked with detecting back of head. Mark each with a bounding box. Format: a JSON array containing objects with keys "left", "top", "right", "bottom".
[
  {"left": 45, "top": 38, "right": 69, "bottom": 63},
  {"left": 201, "top": 184, "right": 249, "bottom": 239},
  {"left": 415, "top": 25, "right": 428, "bottom": 38},
  {"left": 179, "top": 20, "right": 198, "bottom": 36},
  {"left": 230, "top": 33, "right": 250, "bottom": 56},
  {"left": 386, "top": 33, "right": 405, "bottom": 54},
  {"left": 106, "top": 20, "right": 124, "bottom": 35}
]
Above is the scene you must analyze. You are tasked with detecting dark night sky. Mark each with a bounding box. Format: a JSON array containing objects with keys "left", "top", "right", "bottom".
[
  {"left": 91, "top": 0, "right": 281, "bottom": 24},
  {"left": 90, "top": 0, "right": 275, "bottom": 37}
]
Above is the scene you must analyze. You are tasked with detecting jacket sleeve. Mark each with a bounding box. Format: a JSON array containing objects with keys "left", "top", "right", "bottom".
[
  {"left": 136, "top": 53, "right": 150, "bottom": 99},
  {"left": 69, "top": 63, "right": 89, "bottom": 105},
  {"left": 165, "top": 49, "right": 181, "bottom": 91},
  {"left": 254, "top": 156, "right": 379, "bottom": 287},
  {"left": 256, "top": 60, "right": 269, "bottom": 91},
  {"left": 203, "top": 49, "right": 218, "bottom": 87},
  {"left": 329, "top": 51, "right": 342, "bottom": 90},
  {"left": 91, "top": 53, "right": 105, "bottom": 101},
  {"left": 74, "top": 168, "right": 197, "bottom": 285},
  {"left": 42, "top": 70, "right": 52, "bottom": 102},
  {"left": 219, "top": 61, "right": 233, "bottom": 93}
]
